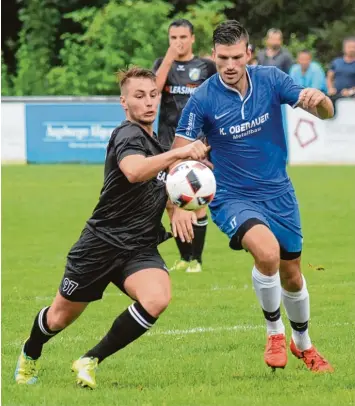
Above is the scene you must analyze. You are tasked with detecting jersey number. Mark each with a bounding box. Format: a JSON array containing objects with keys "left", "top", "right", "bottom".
[{"left": 62, "top": 278, "right": 79, "bottom": 296}]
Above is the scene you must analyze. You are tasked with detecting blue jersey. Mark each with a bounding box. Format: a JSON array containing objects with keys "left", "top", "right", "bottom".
[{"left": 175, "top": 65, "right": 303, "bottom": 202}]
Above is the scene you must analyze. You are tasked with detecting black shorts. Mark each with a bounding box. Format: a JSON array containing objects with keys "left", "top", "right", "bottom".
[{"left": 59, "top": 228, "right": 169, "bottom": 302}]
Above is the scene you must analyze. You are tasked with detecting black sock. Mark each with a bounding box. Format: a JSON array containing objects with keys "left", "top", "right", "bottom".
[
  {"left": 174, "top": 234, "right": 192, "bottom": 262},
  {"left": 191, "top": 216, "right": 208, "bottom": 264},
  {"left": 84, "top": 302, "right": 157, "bottom": 363},
  {"left": 23, "top": 307, "right": 62, "bottom": 360}
]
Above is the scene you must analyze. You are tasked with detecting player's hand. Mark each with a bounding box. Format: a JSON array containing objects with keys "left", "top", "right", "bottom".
[
  {"left": 171, "top": 207, "right": 197, "bottom": 243},
  {"left": 176, "top": 140, "right": 210, "bottom": 161},
  {"left": 298, "top": 88, "right": 326, "bottom": 109},
  {"left": 327, "top": 87, "right": 337, "bottom": 96},
  {"left": 165, "top": 45, "right": 181, "bottom": 63}
]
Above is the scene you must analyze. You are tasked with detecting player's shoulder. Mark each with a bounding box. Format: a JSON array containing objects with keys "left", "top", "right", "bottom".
[
  {"left": 152, "top": 57, "right": 164, "bottom": 72},
  {"left": 248, "top": 64, "right": 280, "bottom": 81},
  {"left": 192, "top": 73, "right": 218, "bottom": 98},
  {"left": 198, "top": 57, "right": 215, "bottom": 67},
  {"left": 111, "top": 121, "right": 145, "bottom": 142}
]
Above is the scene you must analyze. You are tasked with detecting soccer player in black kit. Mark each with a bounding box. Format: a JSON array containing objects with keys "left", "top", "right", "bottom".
[
  {"left": 15, "top": 67, "right": 209, "bottom": 389},
  {"left": 153, "top": 19, "right": 217, "bottom": 273}
]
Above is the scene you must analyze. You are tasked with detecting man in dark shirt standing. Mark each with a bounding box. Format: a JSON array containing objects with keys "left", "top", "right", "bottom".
[
  {"left": 257, "top": 28, "right": 293, "bottom": 74},
  {"left": 14, "top": 67, "right": 209, "bottom": 389},
  {"left": 153, "top": 19, "right": 217, "bottom": 273}
]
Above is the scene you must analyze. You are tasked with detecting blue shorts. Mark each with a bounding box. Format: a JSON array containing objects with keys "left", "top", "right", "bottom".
[{"left": 210, "top": 191, "right": 303, "bottom": 254}]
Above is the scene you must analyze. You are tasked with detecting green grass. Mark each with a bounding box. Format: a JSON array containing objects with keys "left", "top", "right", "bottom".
[{"left": 2, "top": 165, "right": 355, "bottom": 406}]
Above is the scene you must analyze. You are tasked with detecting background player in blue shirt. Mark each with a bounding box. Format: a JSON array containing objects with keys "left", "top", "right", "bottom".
[{"left": 171, "top": 20, "right": 334, "bottom": 373}]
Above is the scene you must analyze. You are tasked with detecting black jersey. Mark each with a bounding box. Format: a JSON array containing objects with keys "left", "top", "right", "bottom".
[
  {"left": 86, "top": 121, "right": 168, "bottom": 252},
  {"left": 152, "top": 56, "right": 216, "bottom": 148}
]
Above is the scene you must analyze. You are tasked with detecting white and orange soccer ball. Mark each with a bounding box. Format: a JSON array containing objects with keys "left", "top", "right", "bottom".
[{"left": 166, "top": 160, "right": 216, "bottom": 211}]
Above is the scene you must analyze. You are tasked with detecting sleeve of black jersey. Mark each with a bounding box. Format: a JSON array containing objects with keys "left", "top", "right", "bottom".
[
  {"left": 152, "top": 57, "right": 163, "bottom": 73},
  {"left": 113, "top": 126, "right": 147, "bottom": 164},
  {"left": 205, "top": 59, "right": 217, "bottom": 77}
]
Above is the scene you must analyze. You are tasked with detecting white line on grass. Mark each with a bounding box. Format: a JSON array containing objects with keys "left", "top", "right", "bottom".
[{"left": 7, "top": 322, "right": 354, "bottom": 349}]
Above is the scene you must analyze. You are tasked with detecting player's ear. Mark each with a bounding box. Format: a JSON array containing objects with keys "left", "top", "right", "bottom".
[
  {"left": 120, "top": 95, "right": 127, "bottom": 110},
  {"left": 191, "top": 34, "right": 195, "bottom": 45},
  {"left": 211, "top": 48, "right": 216, "bottom": 60}
]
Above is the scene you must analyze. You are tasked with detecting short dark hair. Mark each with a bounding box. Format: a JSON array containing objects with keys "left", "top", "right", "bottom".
[
  {"left": 266, "top": 28, "right": 283, "bottom": 39},
  {"left": 299, "top": 49, "right": 312, "bottom": 55},
  {"left": 117, "top": 67, "right": 156, "bottom": 92},
  {"left": 169, "top": 19, "right": 194, "bottom": 35},
  {"left": 213, "top": 20, "right": 249, "bottom": 47}
]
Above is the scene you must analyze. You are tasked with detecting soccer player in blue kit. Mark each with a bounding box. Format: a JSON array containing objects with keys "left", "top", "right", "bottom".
[{"left": 171, "top": 20, "right": 334, "bottom": 372}]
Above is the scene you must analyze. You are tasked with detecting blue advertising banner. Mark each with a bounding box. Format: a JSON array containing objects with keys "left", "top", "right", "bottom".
[{"left": 25, "top": 103, "right": 158, "bottom": 163}]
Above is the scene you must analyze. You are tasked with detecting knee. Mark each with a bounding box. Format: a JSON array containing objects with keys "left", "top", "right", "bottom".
[
  {"left": 255, "top": 247, "right": 280, "bottom": 275},
  {"left": 139, "top": 291, "right": 171, "bottom": 318},
  {"left": 46, "top": 310, "right": 75, "bottom": 331}
]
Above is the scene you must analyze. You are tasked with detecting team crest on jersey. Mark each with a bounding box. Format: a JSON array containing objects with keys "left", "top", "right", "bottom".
[{"left": 189, "top": 68, "right": 201, "bottom": 81}]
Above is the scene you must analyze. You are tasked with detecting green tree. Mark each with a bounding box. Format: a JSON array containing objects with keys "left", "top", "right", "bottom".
[
  {"left": 13, "top": 0, "right": 61, "bottom": 95},
  {"left": 1, "top": 53, "right": 13, "bottom": 96},
  {"left": 176, "top": 0, "right": 233, "bottom": 56},
  {"left": 47, "top": 0, "right": 173, "bottom": 95}
]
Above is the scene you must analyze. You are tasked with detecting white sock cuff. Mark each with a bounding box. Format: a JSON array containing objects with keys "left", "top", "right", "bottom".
[
  {"left": 252, "top": 266, "right": 279, "bottom": 285},
  {"left": 282, "top": 275, "right": 308, "bottom": 299}
]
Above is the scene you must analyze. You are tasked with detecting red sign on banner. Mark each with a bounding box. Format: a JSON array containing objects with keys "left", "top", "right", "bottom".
[{"left": 294, "top": 118, "right": 318, "bottom": 148}]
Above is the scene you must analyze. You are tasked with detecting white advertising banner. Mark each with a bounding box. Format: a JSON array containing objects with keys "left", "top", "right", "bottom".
[
  {"left": 286, "top": 98, "right": 355, "bottom": 164},
  {"left": 1, "top": 102, "right": 26, "bottom": 163}
]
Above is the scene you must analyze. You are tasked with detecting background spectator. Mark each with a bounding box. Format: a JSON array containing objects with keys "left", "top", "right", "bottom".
[
  {"left": 327, "top": 37, "right": 355, "bottom": 99},
  {"left": 248, "top": 44, "right": 258, "bottom": 65},
  {"left": 257, "top": 28, "right": 293, "bottom": 73},
  {"left": 289, "top": 50, "right": 327, "bottom": 92}
]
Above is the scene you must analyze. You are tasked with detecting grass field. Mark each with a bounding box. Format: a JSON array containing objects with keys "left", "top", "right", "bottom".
[{"left": 2, "top": 165, "right": 355, "bottom": 406}]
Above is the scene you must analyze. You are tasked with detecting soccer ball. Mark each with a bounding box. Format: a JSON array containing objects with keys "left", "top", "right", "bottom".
[{"left": 166, "top": 160, "right": 216, "bottom": 211}]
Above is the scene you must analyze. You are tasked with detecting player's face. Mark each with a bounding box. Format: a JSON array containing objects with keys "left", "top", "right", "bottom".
[
  {"left": 343, "top": 40, "right": 355, "bottom": 58},
  {"left": 120, "top": 78, "right": 161, "bottom": 125},
  {"left": 267, "top": 33, "right": 282, "bottom": 50},
  {"left": 169, "top": 26, "right": 195, "bottom": 57},
  {"left": 297, "top": 52, "right": 312, "bottom": 71},
  {"left": 212, "top": 41, "right": 251, "bottom": 87}
]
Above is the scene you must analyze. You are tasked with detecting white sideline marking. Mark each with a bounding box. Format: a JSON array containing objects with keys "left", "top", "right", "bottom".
[
  {"left": 7, "top": 322, "right": 353, "bottom": 348},
  {"left": 148, "top": 324, "right": 263, "bottom": 336}
]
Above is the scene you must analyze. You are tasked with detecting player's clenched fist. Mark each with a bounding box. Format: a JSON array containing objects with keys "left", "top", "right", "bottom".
[{"left": 176, "top": 140, "right": 210, "bottom": 161}]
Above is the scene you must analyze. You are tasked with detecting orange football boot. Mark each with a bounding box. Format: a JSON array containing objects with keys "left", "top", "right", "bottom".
[
  {"left": 290, "top": 339, "right": 334, "bottom": 373},
  {"left": 264, "top": 334, "right": 287, "bottom": 370}
]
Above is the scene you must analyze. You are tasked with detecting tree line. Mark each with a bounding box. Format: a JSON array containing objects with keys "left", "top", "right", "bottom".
[{"left": 2, "top": 0, "right": 355, "bottom": 96}]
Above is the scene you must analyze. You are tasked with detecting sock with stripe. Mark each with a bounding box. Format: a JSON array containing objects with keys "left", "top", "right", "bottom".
[
  {"left": 191, "top": 215, "right": 208, "bottom": 264},
  {"left": 282, "top": 275, "right": 312, "bottom": 351},
  {"left": 84, "top": 302, "right": 157, "bottom": 363},
  {"left": 252, "top": 266, "right": 285, "bottom": 336},
  {"left": 23, "top": 306, "right": 62, "bottom": 360}
]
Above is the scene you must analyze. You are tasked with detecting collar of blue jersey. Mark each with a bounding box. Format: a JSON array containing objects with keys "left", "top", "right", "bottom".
[{"left": 218, "top": 66, "right": 253, "bottom": 120}]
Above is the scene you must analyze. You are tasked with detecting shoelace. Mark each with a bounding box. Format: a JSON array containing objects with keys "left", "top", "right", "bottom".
[
  {"left": 24, "top": 359, "right": 37, "bottom": 376},
  {"left": 83, "top": 359, "right": 97, "bottom": 371},
  {"left": 268, "top": 335, "right": 285, "bottom": 354},
  {"left": 304, "top": 350, "right": 328, "bottom": 368}
]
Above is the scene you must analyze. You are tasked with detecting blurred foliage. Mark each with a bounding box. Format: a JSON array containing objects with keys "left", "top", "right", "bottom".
[
  {"left": 12, "top": 0, "right": 61, "bottom": 95},
  {"left": 1, "top": 53, "right": 13, "bottom": 96},
  {"left": 2, "top": 0, "right": 355, "bottom": 95}
]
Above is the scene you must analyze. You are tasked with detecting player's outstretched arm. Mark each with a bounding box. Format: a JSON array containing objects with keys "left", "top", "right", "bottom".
[
  {"left": 119, "top": 140, "right": 209, "bottom": 183},
  {"left": 297, "top": 88, "right": 334, "bottom": 119}
]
